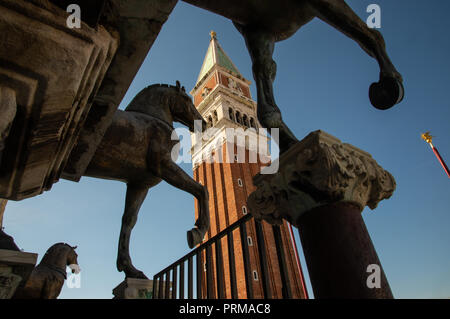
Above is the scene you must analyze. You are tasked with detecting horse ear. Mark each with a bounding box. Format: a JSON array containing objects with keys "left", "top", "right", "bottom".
[
  {"left": 182, "top": 86, "right": 185, "bottom": 92},
  {"left": 176, "top": 80, "right": 181, "bottom": 89}
]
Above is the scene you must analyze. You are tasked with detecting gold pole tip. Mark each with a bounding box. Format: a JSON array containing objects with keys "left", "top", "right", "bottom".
[
  {"left": 210, "top": 30, "right": 217, "bottom": 40},
  {"left": 421, "top": 132, "right": 433, "bottom": 144}
]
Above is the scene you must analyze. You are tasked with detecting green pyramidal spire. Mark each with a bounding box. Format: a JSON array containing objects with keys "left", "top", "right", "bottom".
[{"left": 196, "top": 31, "right": 243, "bottom": 84}]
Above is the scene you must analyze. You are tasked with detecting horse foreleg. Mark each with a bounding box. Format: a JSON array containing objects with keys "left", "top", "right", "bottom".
[
  {"left": 310, "top": 0, "right": 404, "bottom": 109},
  {"left": 158, "top": 160, "right": 209, "bottom": 249},
  {"left": 117, "top": 183, "right": 149, "bottom": 279},
  {"left": 234, "top": 23, "right": 299, "bottom": 153}
]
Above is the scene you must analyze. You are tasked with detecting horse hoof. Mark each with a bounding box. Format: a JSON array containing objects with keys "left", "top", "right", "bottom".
[
  {"left": 369, "top": 76, "right": 404, "bottom": 110},
  {"left": 187, "top": 228, "right": 203, "bottom": 249}
]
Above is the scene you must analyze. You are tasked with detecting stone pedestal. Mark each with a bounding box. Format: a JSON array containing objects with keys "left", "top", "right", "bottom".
[
  {"left": 113, "top": 278, "right": 154, "bottom": 299},
  {"left": 0, "top": 249, "right": 37, "bottom": 299},
  {"left": 248, "top": 130, "right": 396, "bottom": 298}
]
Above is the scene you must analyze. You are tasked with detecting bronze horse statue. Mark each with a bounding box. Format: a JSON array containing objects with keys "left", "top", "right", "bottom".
[
  {"left": 183, "top": 0, "right": 404, "bottom": 152},
  {"left": 84, "top": 81, "right": 209, "bottom": 279},
  {"left": 13, "top": 243, "right": 79, "bottom": 299}
]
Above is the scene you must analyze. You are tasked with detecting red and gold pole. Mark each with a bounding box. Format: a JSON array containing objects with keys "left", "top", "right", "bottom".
[{"left": 421, "top": 132, "right": 450, "bottom": 178}]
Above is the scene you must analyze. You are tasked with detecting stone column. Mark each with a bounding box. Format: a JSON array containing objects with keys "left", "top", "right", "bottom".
[{"left": 248, "top": 130, "right": 396, "bottom": 298}]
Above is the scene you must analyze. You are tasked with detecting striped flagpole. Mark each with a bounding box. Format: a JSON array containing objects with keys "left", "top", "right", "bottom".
[{"left": 421, "top": 132, "right": 450, "bottom": 178}]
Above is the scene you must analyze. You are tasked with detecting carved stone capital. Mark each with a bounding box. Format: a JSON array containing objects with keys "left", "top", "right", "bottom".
[{"left": 248, "top": 130, "right": 396, "bottom": 227}]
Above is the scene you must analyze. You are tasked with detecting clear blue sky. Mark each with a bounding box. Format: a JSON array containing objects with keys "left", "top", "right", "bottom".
[{"left": 4, "top": 0, "right": 449, "bottom": 298}]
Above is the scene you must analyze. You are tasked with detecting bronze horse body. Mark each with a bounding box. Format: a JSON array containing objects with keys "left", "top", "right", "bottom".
[
  {"left": 183, "top": 0, "right": 404, "bottom": 152},
  {"left": 85, "top": 82, "right": 209, "bottom": 279},
  {"left": 13, "top": 243, "right": 79, "bottom": 299}
]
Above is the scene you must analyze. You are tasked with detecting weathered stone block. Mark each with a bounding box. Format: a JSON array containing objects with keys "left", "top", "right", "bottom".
[
  {"left": 0, "top": 249, "right": 37, "bottom": 299},
  {"left": 0, "top": 0, "right": 118, "bottom": 200}
]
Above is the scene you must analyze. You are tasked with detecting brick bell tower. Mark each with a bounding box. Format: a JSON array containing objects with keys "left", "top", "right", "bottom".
[{"left": 190, "top": 31, "right": 307, "bottom": 299}]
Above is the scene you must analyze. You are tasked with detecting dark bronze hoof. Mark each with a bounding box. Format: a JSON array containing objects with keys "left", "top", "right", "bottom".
[
  {"left": 369, "top": 76, "right": 404, "bottom": 110},
  {"left": 125, "top": 270, "right": 148, "bottom": 280},
  {"left": 118, "top": 259, "right": 148, "bottom": 279},
  {"left": 187, "top": 228, "right": 203, "bottom": 249}
]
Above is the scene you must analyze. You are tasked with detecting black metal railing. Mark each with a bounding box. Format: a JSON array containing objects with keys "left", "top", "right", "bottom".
[{"left": 152, "top": 214, "right": 295, "bottom": 299}]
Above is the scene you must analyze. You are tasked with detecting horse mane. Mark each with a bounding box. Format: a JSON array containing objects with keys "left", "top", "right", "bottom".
[
  {"left": 147, "top": 83, "right": 170, "bottom": 89},
  {"left": 46, "top": 242, "right": 72, "bottom": 252},
  {"left": 144, "top": 83, "right": 185, "bottom": 91},
  {"left": 125, "top": 83, "right": 188, "bottom": 114},
  {"left": 40, "top": 242, "right": 73, "bottom": 265}
]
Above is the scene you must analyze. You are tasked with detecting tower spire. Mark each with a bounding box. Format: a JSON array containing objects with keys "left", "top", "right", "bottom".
[
  {"left": 194, "top": 31, "right": 244, "bottom": 85},
  {"left": 191, "top": 32, "right": 253, "bottom": 110}
]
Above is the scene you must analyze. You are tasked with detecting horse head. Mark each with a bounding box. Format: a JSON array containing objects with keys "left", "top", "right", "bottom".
[
  {"left": 41, "top": 243, "right": 79, "bottom": 274},
  {"left": 170, "top": 80, "right": 207, "bottom": 133},
  {"left": 66, "top": 245, "right": 79, "bottom": 274}
]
